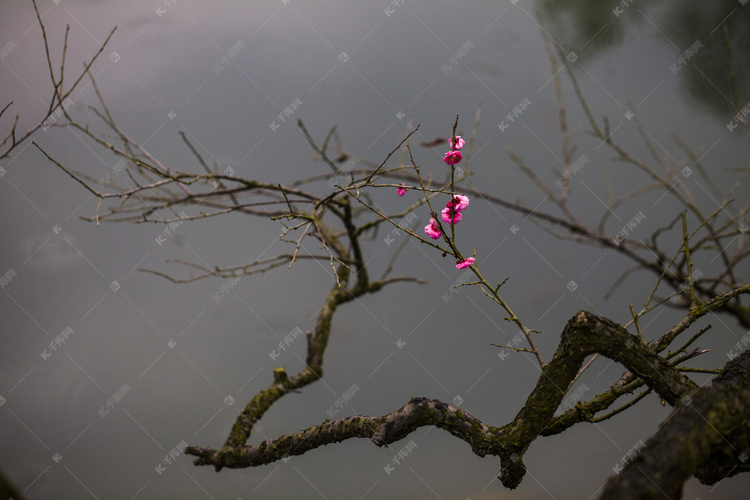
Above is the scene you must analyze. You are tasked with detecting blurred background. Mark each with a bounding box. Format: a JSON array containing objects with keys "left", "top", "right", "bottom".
[{"left": 1, "top": 1, "right": 748, "bottom": 498}]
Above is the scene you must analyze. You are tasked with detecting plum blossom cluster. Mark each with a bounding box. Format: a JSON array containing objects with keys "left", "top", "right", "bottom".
[
  {"left": 443, "top": 135, "right": 465, "bottom": 165},
  {"left": 441, "top": 194, "right": 469, "bottom": 224},
  {"left": 396, "top": 136, "right": 465, "bottom": 197},
  {"left": 422, "top": 136, "right": 476, "bottom": 269},
  {"left": 424, "top": 194, "right": 471, "bottom": 241}
]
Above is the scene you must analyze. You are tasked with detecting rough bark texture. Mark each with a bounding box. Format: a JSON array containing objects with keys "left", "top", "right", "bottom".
[
  {"left": 186, "top": 309, "right": 750, "bottom": 497},
  {"left": 600, "top": 385, "right": 750, "bottom": 499}
]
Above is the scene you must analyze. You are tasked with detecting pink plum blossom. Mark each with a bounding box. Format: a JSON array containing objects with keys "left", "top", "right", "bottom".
[
  {"left": 449, "top": 194, "right": 470, "bottom": 211},
  {"left": 449, "top": 136, "right": 465, "bottom": 150},
  {"left": 443, "top": 150, "right": 463, "bottom": 165},
  {"left": 456, "top": 257, "right": 475, "bottom": 269},
  {"left": 424, "top": 218, "right": 441, "bottom": 239},
  {"left": 441, "top": 206, "right": 463, "bottom": 224},
  {"left": 441, "top": 194, "right": 470, "bottom": 224},
  {"left": 397, "top": 183, "right": 406, "bottom": 197}
]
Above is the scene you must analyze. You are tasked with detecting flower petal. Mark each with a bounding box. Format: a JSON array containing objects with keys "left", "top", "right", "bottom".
[
  {"left": 456, "top": 257, "right": 475, "bottom": 269},
  {"left": 443, "top": 150, "right": 463, "bottom": 165}
]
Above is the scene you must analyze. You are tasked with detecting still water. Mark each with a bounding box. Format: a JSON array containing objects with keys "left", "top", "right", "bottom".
[{"left": 1, "top": 1, "right": 748, "bottom": 498}]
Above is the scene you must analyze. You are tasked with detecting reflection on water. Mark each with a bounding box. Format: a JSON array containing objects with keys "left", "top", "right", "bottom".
[
  {"left": 21, "top": 232, "right": 81, "bottom": 271},
  {"left": 538, "top": 0, "right": 750, "bottom": 116},
  {"left": 2, "top": 1, "right": 749, "bottom": 499},
  {"left": 0, "top": 348, "right": 91, "bottom": 497}
]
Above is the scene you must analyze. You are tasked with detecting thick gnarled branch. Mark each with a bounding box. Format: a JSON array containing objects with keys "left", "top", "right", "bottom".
[
  {"left": 186, "top": 310, "right": 704, "bottom": 492},
  {"left": 187, "top": 396, "right": 503, "bottom": 470},
  {"left": 601, "top": 349, "right": 750, "bottom": 499}
]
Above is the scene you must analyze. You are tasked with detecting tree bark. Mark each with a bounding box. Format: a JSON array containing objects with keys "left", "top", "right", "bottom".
[{"left": 600, "top": 349, "right": 750, "bottom": 498}]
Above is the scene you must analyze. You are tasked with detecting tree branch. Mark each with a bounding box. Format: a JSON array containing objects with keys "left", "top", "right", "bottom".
[
  {"left": 186, "top": 310, "right": 705, "bottom": 492},
  {"left": 601, "top": 349, "right": 750, "bottom": 499}
]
